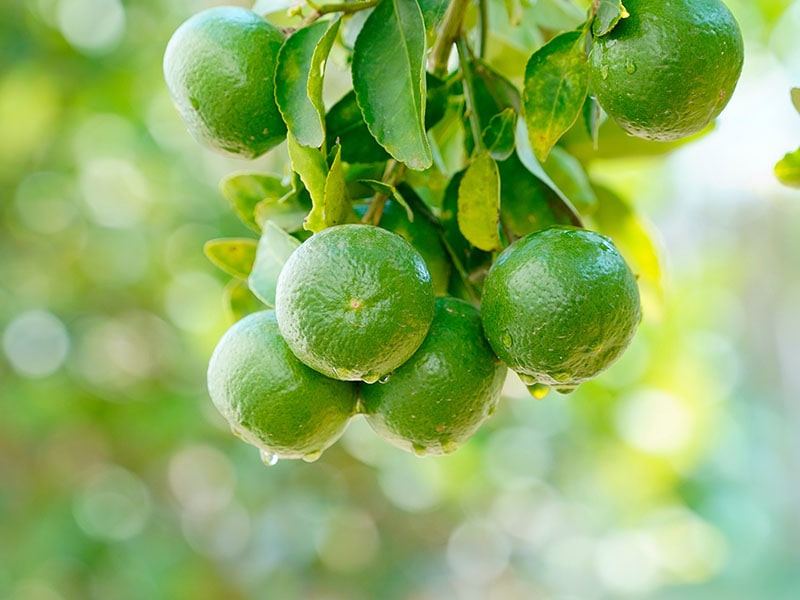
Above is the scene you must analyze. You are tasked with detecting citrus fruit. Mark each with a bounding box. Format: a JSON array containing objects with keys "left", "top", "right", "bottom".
[
  {"left": 207, "top": 310, "right": 357, "bottom": 461},
  {"left": 379, "top": 198, "right": 451, "bottom": 296},
  {"left": 480, "top": 226, "right": 641, "bottom": 391},
  {"left": 275, "top": 224, "right": 435, "bottom": 383},
  {"left": 361, "top": 297, "right": 507, "bottom": 456},
  {"left": 589, "top": 0, "right": 744, "bottom": 141},
  {"left": 163, "top": 7, "right": 287, "bottom": 158}
]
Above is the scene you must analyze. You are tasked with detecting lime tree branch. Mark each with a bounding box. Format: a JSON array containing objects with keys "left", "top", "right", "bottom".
[
  {"left": 430, "top": 0, "right": 471, "bottom": 77},
  {"left": 300, "top": 0, "right": 379, "bottom": 27},
  {"left": 362, "top": 160, "right": 407, "bottom": 226}
]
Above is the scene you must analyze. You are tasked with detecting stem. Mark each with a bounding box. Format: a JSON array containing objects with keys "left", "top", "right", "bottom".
[
  {"left": 362, "top": 160, "right": 406, "bottom": 225},
  {"left": 430, "top": 0, "right": 471, "bottom": 77},
  {"left": 478, "top": 0, "right": 488, "bottom": 60},
  {"left": 456, "top": 37, "right": 483, "bottom": 156},
  {"left": 300, "top": 0, "right": 379, "bottom": 28}
]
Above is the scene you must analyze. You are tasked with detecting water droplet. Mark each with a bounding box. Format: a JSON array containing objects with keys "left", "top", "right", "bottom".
[
  {"left": 625, "top": 60, "right": 637, "bottom": 74},
  {"left": 412, "top": 443, "right": 428, "bottom": 457},
  {"left": 379, "top": 373, "right": 392, "bottom": 384},
  {"left": 528, "top": 383, "right": 550, "bottom": 399},
  {"left": 502, "top": 333, "right": 513, "bottom": 348},
  {"left": 355, "top": 398, "right": 367, "bottom": 414},
  {"left": 487, "top": 403, "right": 498, "bottom": 416},
  {"left": 259, "top": 449, "right": 279, "bottom": 466},
  {"left": 600, "top": 65, "right": 609, "bottom": 80},
  {"left": 362, "top": 373, "right": 380, "bottom": 384},
  {"left": 554, "top": 384, "right": 578, "bottom": 395},
  {"left": 518, "top": 372, "right": 537, "bottom": 386},
  {"left": 302, "top": 450, "right": 322, "bottom": 463},
  {"left": 441, "top": 440, "right": 460, "bottom": 455}
]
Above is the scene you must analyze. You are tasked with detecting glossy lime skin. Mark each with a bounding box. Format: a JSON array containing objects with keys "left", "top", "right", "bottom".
[
  {"left": 163, "top": 7, "right": 287, "bottom": 158},
  {"left": 275, "top": 225, "right": 435, "bottom": 383},
  {"left": 480, "top": 227, "right": 641, "bottom": 389},
  {"left": 589, "top": 0, "right": 743, "bottom": 141},
  {"left": 207, "top": 311, "right": 357, "bottom": 460},
  {"left": 362, "top": 297, "right": 507, "bottom": 456}
]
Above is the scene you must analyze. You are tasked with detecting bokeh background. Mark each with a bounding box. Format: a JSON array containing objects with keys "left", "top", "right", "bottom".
[{"left": 2, "top": 0, "right": 800, "bottom": 598}]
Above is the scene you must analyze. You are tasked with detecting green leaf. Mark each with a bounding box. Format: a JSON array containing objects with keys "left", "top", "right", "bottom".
[
  {"left": 522, "top": 30, "right": 589, "bottom": 162},
  {"left": 541, "top": 146, "right": 598, "bottom": 214},
  {"left": 275, "top": 18, "right": 340, "bottom": 148},
  {"left": 203, "top": 238, "right": 258, "bottom": 279},
  {"left": 592, "top": 0, "right": 629, "bottom": 37},
  {"left": 319, "top": 144, "right": 354, "bottom": 229},
  {"left": 326, "top": 91, "right": 391, "bottom": 164},
  {"left": 498, "top": 153, "right": 578, "bottom": 239},
  {"left": 515, "top": 117, "right": 582, "bottom": 225},
  {"left": 416, "top": 0, "right": 449, "bottom": 34},
  {"left": 248, "top": 221, "right": 302, "bottom": 307},
  {"left": 792, "top": 88, "right": 800, "bottom": 115},
  {"left": 223, "top": 278, "right": 266, "bottom": 323},
  {"left": 583, "top": 95, "right": 601, "bottom": 148},
  {"left": 590, "top": 184, "right": 663, "bottom": 302},
  {"left": 482, "top": 108, "right": 517, "bottom": 161},
  {"left": 458, "top": 153, "right": 502, "bottom": 252},
  {"left": 219, "top": 173, "right": 289, "bottom": 232},
  {"left": 287, "top": 132, "right": 327, "bottom": 225},
  {"left": 775, "top": 146, "right": 800, "bottom": 188},
  {"left": 359, "top": 179, "right": 414, "bottom": 221},
  {"left": 352, "top": 0, "right": 432, "bottom": 170}
]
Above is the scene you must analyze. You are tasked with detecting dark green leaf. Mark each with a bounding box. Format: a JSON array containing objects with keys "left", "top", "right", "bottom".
[
  {"left": 203, "top": 238, "right": 258, "bottom": 279},
  {"left": 416, "top": 0, "right": 449, "bottom": 34},
  {"left": 482, "top": 107, "right": 517, "bottom": 161},
  {"left": 498, "top": 153, "right": 577, "bottom": 239},
  {"left": 219, "top": 173, "right": 289, "bottom": 232},
  {"left": 541, "top": 146, "right": 597, "bottom": 214},
  {"left": 792, "top": 88, "right": 800, "bottom": 115},
  {"left": 326, "top": 91, "right": 390, "bottom": 164},
  {"left": 248, "top": 221, "right": 302, "bottom": 307},
  {"left": 275, "top": 18, "right": 340, "bottom": 148},
  {"left": 458, "top": 152, "right": 502, "bottom": 252},
  {"left": 592, "top": 0, "right": 629, "bottom": 37},
  {"left": 224, "top": 278, "right": 266, "bottom": 323},
  {"left": 775, "top": 146, "right": 800, "bottom": 188},
  {"left": 352, "top": 0, "right": 432, "bottom": 170},
  {"left": 522, "top": 30, "right": 589, "bottom": 162},
  {"left": 583, "top": 95, "right": 601, "bottom": 148}
]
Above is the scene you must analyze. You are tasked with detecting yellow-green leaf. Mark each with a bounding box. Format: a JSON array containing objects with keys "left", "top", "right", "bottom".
[
  {"left": 223, "top": 278, "right": 266, "bottom": 323},
  {"left": 775, "top": 146, "right": 800, "bottom": 188},
  {"left": 219, "top": 172, "right": 289, "bottom": 232},
  {"left": 523, "top": 30, "right": 589, "bottom": 162},
  {"left": 457, "top": 153, "right": 502, "bottom": 252},
  {"left": 592, "top": 0, "right": 629, "bottom": 37},
  {"left": 203, "top": 238, "right": 258, "bottom": 279},
  {"left": 248, "top": 221, "right": 302, "bottom": 307}
]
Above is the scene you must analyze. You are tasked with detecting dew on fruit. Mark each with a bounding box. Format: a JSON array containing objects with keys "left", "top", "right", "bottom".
[
  {"left": 302, "top": 450, "right": 322, "bottom": 463},
  {"left": 528, "top": 383, "right": 550, "bottom": 399},
  {"left": 441, "top": 440, "right": 459, "bottom": 455},
  {"left": 259, "top": 448, "right": 279, "bottom": 466},
  {"left": 554, "top": 384, "right": 578, "bottom": 395},
  {"left": 625, "top": 60, "right": 637, "bottom": 74},
  {"left": 362, "top": 373, "right": 381, "bottom": 384},
  {"left": 502, "top": 333, "right": 513, "bottom": 348},
  {"left": 517, "top": 372, "right": 537, "bottom": 386},
  {"left": 379, "top": 373, "right": 392, "bottom": 384},
  {"left": 412, "top": 443, "right": 428, "bottom": 457},
  {"left": 600, "top": 65, "right": 609, "bottom": 80}
]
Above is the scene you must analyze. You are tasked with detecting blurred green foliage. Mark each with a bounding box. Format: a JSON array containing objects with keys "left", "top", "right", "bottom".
[{"left": 2, "top": 1, "right": 800, "bottom": 599}]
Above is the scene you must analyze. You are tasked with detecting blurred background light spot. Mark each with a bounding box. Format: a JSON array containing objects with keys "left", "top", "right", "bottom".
[
  {"left": 593, "top": 531, "right": 660, "bottom": 596},
  {"left": 378, "top": 453, "right": 444, "bottom": 513},
  {"left": 164, "top": 272, "right": 224, "bottom": 333},
  {"left": 447, "top": 519, "right": 511, "bottom": 585},
  {"left": 182, "top": 500, "right": 251, "bottom": 560},
  {"left": 79, "top": 158, "right": 152, "bottom": 228},
  {"left": 57, "top": 0, "right": 125, "bottom": 55},
  {"left": 72, "top": 114, "right": 140, "bottom": 162},
  {"left": 72, "top": 464, "right": 151, "bottom": 541},
  {"left": 3, "top": 310, "right": 70, "bottom": 378},
  {"left": 14, "top": 172, "right": 77, "bottom": 234},
  {"left": 484, "top": 427, "right": 551, "bottom": 489},
  {"left": 339, "top": 417, "right": 394, "bottom": 467},
  {"left": 491, "top": 486, "right": 565, "bottom": 547},
  {"left": 168, "top": 444, "right": 235, "bottom": 514},
  {"left": 9, "top": 580, "right": 66, "bottom": 600},
  {"left": 648, "top": 508, "right": 728, "bottom": 583},
  {"left": 315, "top": 508, "right": 380, "bottom": 573},
  {"left": 615, "top": 389, "right": 695, "bottom": 455},
  {"left": 79, "top": 228, "right": 150, "bottom": 286}
]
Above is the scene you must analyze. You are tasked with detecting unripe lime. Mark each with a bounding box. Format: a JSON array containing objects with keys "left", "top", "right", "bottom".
[{"left": 163, "top": 7, "right": 287, "bottom": 158}]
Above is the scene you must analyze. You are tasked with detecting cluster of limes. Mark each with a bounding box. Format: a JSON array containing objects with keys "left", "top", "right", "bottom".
[
  {"left": 164, "top": 0, "right": 743, "bottom": 461},
  {"left": 207, "top": 224, "right": 640, "bottom": 462}
]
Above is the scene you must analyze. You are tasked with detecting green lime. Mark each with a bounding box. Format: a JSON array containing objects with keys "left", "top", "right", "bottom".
[
  {"left": 589, "top": 0, "right": 743, "bottom": 141},
  {"left": 379, "top": 199, "right": 451, "bottom": 296},
  {"left": 207, "top": 310, "right": 357, "bottom": 461},
  {"left": 163, "top": 7, "right": 287, "bottom": 158},
  {"left": 480, "top": 226, "right": 641, "bottom": 391},
  {"left": 275, "top": 224, "right": 435, "bottom": 383},
  {"left": 362, "top": 297, "right": 507, "bottom": 456}
]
